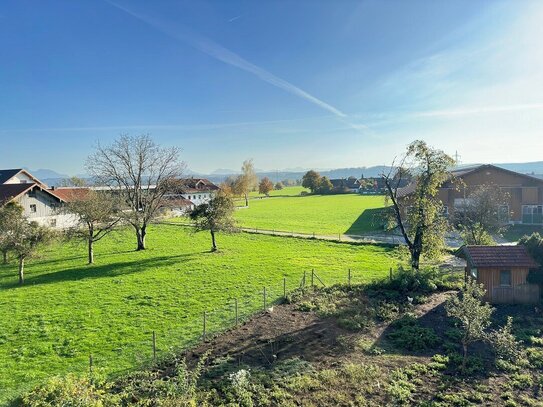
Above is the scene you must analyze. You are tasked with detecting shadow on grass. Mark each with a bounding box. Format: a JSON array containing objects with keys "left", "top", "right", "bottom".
[
  {"left": 0, "top": 252, "right": 205, "bottom": 289},
  {"left": 344, "top": 207, "right": 389, "bottom": 235}
]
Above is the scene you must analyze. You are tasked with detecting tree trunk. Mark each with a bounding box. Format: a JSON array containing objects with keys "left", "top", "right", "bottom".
[
  {"left": 2, "top": 250, "right": 7, "bottom": 264},
  {"left": 136, "top": 225, "right": 147, "bottom": 251},
  {"left": 88, "top": 238, "right": 94, "bottom": 264},
  {"left": 411, "top": 250, "right": 421, "bottom": 270},
  {"left": 462, "top": 342, "right": 468, "bottom": 373},
  {"left": 244, "top": 193, "right": 249, "bottom": 207},
  {"left": 18, "top": 257, "right": 25, "bottom": 285},
  {"left": 210, "top": 229, "right": 217, "bottom": 252}
]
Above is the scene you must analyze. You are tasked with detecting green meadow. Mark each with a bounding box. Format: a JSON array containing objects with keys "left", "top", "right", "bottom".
[
  {"left": 235, "top": 194, "right": 388, "bottom": 235},
  {"left": 0, "top": 224, "right": 395, "bottom": 403}
]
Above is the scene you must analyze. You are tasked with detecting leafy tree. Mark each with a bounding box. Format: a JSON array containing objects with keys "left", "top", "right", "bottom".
[
  {"left": 87, "top": 134, "right": 184, "bottom": 250},
  {"left": 63, "top": 189, "right": 121, "bottom": 264},
  {"left": 446, "top": 279, "right": 494, "bottom": 372},
  {"left": 455, "top": 184, "right": 508, "bottom": 245},
  {"left": 316, "top": 176, "right": 333, "bottom": 194},
  {"left": 0, "top": 202, "right": 24, "bottom": 264},
  {"left": 189, "top": 192, "right": 236, "bottom": 252},
  {"left": 519, "top": 233, "right": 543, "bottom": 285},
  {"left": 274, "top": 181, "right": 284, "bottom": 190},
  {"left": 258, "top": 177, "right": 274, "bottom": 196},
  {"left": 302, "top": 170, "right": 321, "bottom": 193},
  {"left": 384, "top": 140, "right": 454, "bottom": 269},
  {"left": 519, "top": 232, "right": 543, "bottom": 265},
  {"left": 8, "top": 217, "right": 52, "bottom": 284},
  {"left": 236, "top": 159, "right": 258, "bottom": 207}
]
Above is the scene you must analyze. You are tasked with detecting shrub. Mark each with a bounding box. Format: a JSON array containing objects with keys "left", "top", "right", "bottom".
[
  {"left": 489, "top": 316, "right": 523, "bottom": 363},
  {"left": 22, "top": 374, "right": 118, "bottom": 407},
  {"left": 387, "top": 315, "right": 439, "bottom": 351}
]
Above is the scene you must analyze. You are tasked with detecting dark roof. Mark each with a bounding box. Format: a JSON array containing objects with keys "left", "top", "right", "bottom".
[
  {"left": 175, "top": 178, "right": 219, "bottom": 193},
  {"left": 0, "top": 183, "right": 34, "bottom": 204},
  {"left": 0, "top": 169, "right": 23, "bottom": 184},
  {"left": 463, "top": 245, "right": 539, "bottom": 269},
  {"left": 330, "top": 178, "right": 360, "bottom": 189}
]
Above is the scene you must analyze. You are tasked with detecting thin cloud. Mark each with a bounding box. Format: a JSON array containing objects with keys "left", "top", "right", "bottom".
[
  {"left": 228, "top": 15, "right": 242, "bottom": 23},
  {"left": 106, "top": 1, "right": 348, "bottom": 120},
  {"left": 414, "top": 103, "right": 543, "bottom": 118}
]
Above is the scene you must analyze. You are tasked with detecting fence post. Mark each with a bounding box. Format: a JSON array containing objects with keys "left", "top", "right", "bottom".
[
  {"left": 263, "top": 287, "right": 267, "bottom": 310},
  {"left": 348, "top": 268, "right": 351, "bottom": 287},
  {"left": 203, "top": 311, "right": 207, "bottom": 342},
  {"left": 313, "top": 232, "right": 315, "bottom": 239},
  {"left": 89, "top": 354, "right": 93, "bottom": 379},
  {"left": 283, "top": 277, "right": 287, "bottom": 299},
  {"left": 152, "top": 331, "right": 157, "bottom": 363},
  {"left": 311, "top": 269, "right": 315, "bottom": 288},
  {"left": 338, "top": 233, "right": 341, "bottom": 241},
  {"left": 235, "top": 298, "right": 239, "bottom": 326},
  {"left": 389, "top": 267, "right": 393, "bottom": 281},
  {"left": 303, "top": 270, "right": 307, "bottom": 288}
]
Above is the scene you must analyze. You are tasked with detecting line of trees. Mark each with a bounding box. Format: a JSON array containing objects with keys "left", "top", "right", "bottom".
[{"left": 0, "top": 134, "right": 239, "bottom": 284}]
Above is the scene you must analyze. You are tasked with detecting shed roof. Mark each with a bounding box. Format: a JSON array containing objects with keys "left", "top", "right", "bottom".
[
  {"left": 0, "top": 183, "right": 34, "bottom": 204},
  {"left": 463, "top": 245, "right": 539, "bottom": 269}
]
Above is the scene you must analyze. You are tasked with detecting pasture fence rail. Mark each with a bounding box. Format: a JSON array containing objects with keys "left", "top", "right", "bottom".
[{"left": 76, "top": 268, "right": 385, "bottom": 386}]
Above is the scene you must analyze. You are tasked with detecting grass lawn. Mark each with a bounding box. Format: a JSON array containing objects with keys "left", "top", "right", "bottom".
[
  {"left": 235, "top": 194, "right": 388, "bottom": 235},
  {"left": 0, "top": 224, "right": 395, "bottom": 403},
  {"left": 501, "top": 224, "right": 543, "bottom": 242},
  {"left": 248, "top": 185, "right": 308, "bottom": 197}
]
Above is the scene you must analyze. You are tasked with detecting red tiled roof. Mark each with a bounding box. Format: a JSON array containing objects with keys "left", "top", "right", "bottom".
[
  {"left": 463, "top": 245, "right": 539, "bottom": 269},
  {"left": 50, "top": 187, "right": 90, "bottom": 202}
]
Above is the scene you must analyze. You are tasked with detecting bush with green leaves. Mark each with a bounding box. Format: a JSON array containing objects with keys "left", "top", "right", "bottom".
[
  {"left": 489, "top": 316, "right": 524, "bottom": 363},
  {"left": 22, "top": 374, "right": 119, "bottom": 407},
  {"left": 387, "top": 315, "right": 439, "bottom": 351}
]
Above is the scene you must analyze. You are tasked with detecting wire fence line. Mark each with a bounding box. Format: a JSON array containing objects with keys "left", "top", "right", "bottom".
[{"left": 89, "top": 268, "right": 362, "bottom": 374}]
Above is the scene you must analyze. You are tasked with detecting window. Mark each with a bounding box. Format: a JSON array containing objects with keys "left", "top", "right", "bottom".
[
  {"left": 500, "top": 270, "right": 512, "bottom": 286},
  {"left": 442, "top": 206, "right": 449, "bottom": 217},
  {"left": 30, "top": 204, "right": 37, "bottom": 213},
  {"left": 49, "top": 218, "right": 57, "bottom": 227},
  {"left": 522, "top": 205, "right": 543, "bottom": 224}
]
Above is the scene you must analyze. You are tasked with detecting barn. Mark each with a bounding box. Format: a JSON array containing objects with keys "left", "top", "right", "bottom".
[{"left": 462, "top": 245, "right": 540, "bottom": 304}]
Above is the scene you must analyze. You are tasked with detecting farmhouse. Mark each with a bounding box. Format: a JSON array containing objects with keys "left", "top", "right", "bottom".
[
  {"left": 398, "top": 164, "right": 543, "bottom": 225},
  {"left": 0, "top": 169, "right": 76, "bottom": 228},
  {"left": 330, "top": 177, "right": 361, "bottom": 193},
  {"left": 172, "top": 178, "right": 219, "bottom": 205},
  {"left": 463, "top": 245, "right": 540, "bottom": 304}
]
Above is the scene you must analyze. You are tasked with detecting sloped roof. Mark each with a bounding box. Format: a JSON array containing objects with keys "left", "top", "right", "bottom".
[
  {"left": 463, "top": 245, "right": 539, "bottom": 269},
  {"left": 0, "top": 169, "right": 24, "bottom": 184},
  {"left": 50, "top": 187, "right": 90, "bottom": 202},
  {"left": 397, "top": 164, "right": 543, "bottom": 199},
  {"left": 330, "top": 178, "right": 360, "bottom": 189},
  {"left": 0, "top": 183, "right": 34, "bottom": 204}
]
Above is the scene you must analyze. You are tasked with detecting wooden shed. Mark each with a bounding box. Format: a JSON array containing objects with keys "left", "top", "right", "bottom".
[{"left": 462, "top": 245, "right": 540, "bottom": 304}]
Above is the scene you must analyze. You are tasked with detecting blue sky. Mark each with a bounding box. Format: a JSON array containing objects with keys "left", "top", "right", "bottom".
[{"left": 1, "top": 0, "right": 542, "bottom": 175}]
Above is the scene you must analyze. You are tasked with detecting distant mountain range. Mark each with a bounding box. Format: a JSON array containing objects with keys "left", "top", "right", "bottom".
[{"left": 27, "top": 161, "right": 543, "bottom": 186}]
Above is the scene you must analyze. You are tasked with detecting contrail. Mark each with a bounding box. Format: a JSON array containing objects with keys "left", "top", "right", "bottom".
[{"left": 106, "top": 1, "right": 348, "bottom": 119}]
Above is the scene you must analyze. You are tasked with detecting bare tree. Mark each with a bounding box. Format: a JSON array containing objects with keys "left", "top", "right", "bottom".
[
  {"left": 63, "top": 189, "right": 121, "bottom": 264},
  {"left": 383, "top": 140, "right": 454, "bottom": 269},
  {"left": 87, "top": 134, "right": 184, "bottom": 250},
  {"left": 454, "top": 184, "right": 509, "bottom": 245}
]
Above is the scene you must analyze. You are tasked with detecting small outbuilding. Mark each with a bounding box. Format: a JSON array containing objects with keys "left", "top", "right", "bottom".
[{"left": 462, "top": 245, "right": 540, "bottom": 304}]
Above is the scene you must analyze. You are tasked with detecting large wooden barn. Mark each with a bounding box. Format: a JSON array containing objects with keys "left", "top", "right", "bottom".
[{"left": 462, "top": 245, "right": 540, "bottom": 304}]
